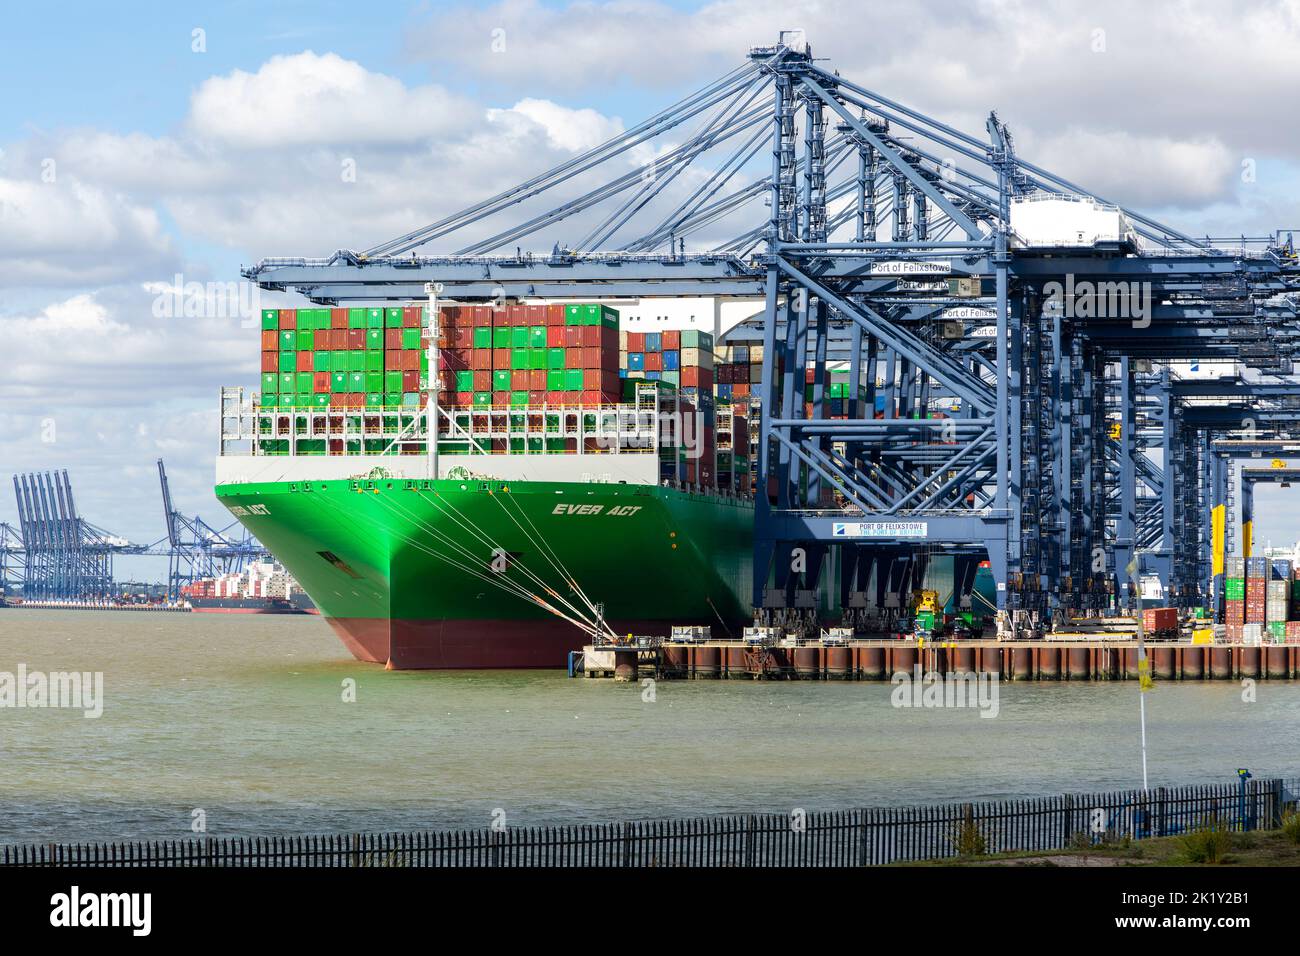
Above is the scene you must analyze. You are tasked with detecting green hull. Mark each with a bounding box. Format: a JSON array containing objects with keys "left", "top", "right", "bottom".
[{"left": 216, "top": 476, "right": 754, "bottom": 668}]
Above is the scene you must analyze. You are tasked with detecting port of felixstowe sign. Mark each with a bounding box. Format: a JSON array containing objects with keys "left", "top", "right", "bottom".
[{"left": 833, "top": 521, "right": 929, "bottom": 539}]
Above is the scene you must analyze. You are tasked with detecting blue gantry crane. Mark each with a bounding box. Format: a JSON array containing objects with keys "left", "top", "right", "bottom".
[
  {"left": 241, "top": 31, "right": 1300, "bottom": 636},
  {"left": 5, "top": 461, "right": 269, "bottom": 603}
]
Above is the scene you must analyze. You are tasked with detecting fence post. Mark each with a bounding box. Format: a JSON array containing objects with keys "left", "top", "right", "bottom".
[
  {"left": 743, "top": 815, "right": 755, "bottom": 867},
  {"left": 1270, "top": 778, "right": 1284, "bottom": 830},
  {"left": 1061, "top": 794, "right": 1073, "bottom": 849},
  {"left": 1156, "top": 787, "right": 1167, "bottom": 838}
]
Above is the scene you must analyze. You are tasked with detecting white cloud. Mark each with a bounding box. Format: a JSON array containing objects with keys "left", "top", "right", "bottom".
[
  {"left": 187, "top": 51, "right": 477, "bottom": 148},
  {"left": 487, "top": 98, "right": 624, "bottom": 153}
]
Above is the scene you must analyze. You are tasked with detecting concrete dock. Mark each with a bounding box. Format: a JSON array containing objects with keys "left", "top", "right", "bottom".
[{"left": 581, "top": 641, "right": 1300, "bottom": 682}]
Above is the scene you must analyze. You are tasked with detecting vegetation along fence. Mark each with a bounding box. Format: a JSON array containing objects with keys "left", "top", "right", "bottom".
[{"left": 3, "top": 777, "right": 1296, "bottom": 867}]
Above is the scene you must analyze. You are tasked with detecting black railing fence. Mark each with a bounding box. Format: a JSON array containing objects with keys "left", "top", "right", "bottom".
[{"left": 3, "top": 778, "right": 1296, "bottom": 867}]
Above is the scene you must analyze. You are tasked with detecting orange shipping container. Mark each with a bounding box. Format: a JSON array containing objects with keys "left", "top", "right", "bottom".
[
  {"left": 261, "top": 330, "right": 279, "bottom": 350},
  {"left": 279, "top": 309, "right": 297, "bottom": 329},
  {"left": 261, "top": 351, "right": 278, "bottom": 373},
  {"left": 330, "top": 308, "right": 348, "bottom": 329}
]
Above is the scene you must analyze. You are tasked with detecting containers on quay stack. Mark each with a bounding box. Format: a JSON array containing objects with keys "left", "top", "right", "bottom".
[{"left": 1222, "top": 555, "right": 1300, "bottom": 644}]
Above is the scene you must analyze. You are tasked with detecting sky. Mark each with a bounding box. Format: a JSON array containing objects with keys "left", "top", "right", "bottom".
[{"left": 3, "top": 0, "right": 1300, "bottom": 581}]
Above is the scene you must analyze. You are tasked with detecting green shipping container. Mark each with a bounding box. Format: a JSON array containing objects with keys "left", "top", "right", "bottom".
[
  {"left": 330, "top": 352, "right": 348, "bottom": 373},
  {"left": 528, "top": 349, "right": 547, "bottom": 371},
  {"left": 366, "top": 329, "right": 384, "bottom": 349},
  {"left": 473, "top": 392, "right": 492, "bottom": 406},
  {"left": 565, "top": 303, "right": 619, "bottom": 327},
  {"left": 261, "top": 309, "right": 279, "bottom": 330},
  {"left": 278, "top": 372, "right": 295, "bottom": 392},
  {"left": 296, "top": 372, "right": 313, "bottom": 394},
  {"left": 493, "top": 327, "right": 511, "bottom": 348},
  {"left": 402, "top": 328, "right": 421, "bottom": 350},
  {"left": 385, "top": 308, "right": 404, "bottom": 328},
  {"left": 331, "top": 372, "right": 348, "bottom": 392},
  {"left": 680, "top": 329, "right": 712, "bottom": 350},
  {"left": 366, "top": 371, "right": 384, "bottom": 392},
  {"left": 511, "top": 348, "right": 529, "bottom": 370},
  {"left": 348, "top": 308, "right": 366, "bottom": 329},
  {"left": 493, "top": 370, "right": 511, "bottom": 391},
  {"left": 347, "top": 351, "right": 365, "bottom": 372},
  {"left": 510, "top": 326, "right": 529, "bottom": 348},
  {"left": 261, "top": 373, "right": 279, "bottom": 394},
  {"left": 313, "top": 393, "right": 331, "bottom": 407},
  {"left": 365, "top": 350, "right": 383, "bottom": 372},
  {"left": 510, "top": 391, "right": 530, "bottom": 407},
  {"left": 366, "top": 392, "right": 384, "bottom": 408},
  {"left": 565, "top": 369, "right": 584, "bottom": 391},
  {"left": 296, "top": 309, "right": 314, "bottom": 331},
  {"left": 385, "top": 371, "right": 404, "bottom": 393},
  {"left": 367, "top": 308, "right": 384, "bottom": 329},
  {"left": 1225, "top": 578, "right": 1245, "bottom": 600},
  {"left": 313, "top": 351, "right": 329, "bottom": 372},
  {"left": 473, "top": 327, "right": 492, "bottom": 349},
  {"left": 279, "top": 350, "right": 296, "bottom": 372},
  {"left": 547, "top": 347, "right": 565, "bottom": 370},
  {"left": 279, "top": 330, "right": 296, "bottom": 349},
  {"left": 385, "top": 392, "right": 402, "bottom": 407},
  {"left": 546, "top": 370, "right": 566, "bottom": 391},
  {"left": 295, "top": 330, "right": 313, "bottom": 351},
  {"left": 529, "top": 326, "right": 547, "bottom": 347},
  {"left": 454, "top": 370, "right": 473, "bottom": 392}
]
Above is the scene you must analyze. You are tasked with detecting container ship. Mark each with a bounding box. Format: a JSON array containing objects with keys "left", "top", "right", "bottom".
[
  {"left": 181, "top": 561, "right": 309, "bottom": 614},
  {"left": 216, "top": 302, "right": 758, "bottom": 668}
]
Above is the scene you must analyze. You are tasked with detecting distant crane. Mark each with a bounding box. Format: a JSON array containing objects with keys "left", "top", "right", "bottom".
[
  {"left": 157, "top": 459, "right": 267, "bottom": 600},
  {"left": 0, "top": 521, "right": 23, "bottom": 599},
  {"left": 10, "top": 470, "right": 144, "bottom": 600}
]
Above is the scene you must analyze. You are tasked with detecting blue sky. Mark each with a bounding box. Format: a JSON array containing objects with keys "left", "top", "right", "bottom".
[{"left": 3, "top": 0, "right": 1300, "bottom": 581}]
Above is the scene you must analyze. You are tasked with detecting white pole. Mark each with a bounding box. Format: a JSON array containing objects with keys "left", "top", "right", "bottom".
[
  {"left": 425, "top": 283, "right": 443, "bottom": 480},
  {"left": 1130, "top": 556, "right": 1150, "bottom": 793}
]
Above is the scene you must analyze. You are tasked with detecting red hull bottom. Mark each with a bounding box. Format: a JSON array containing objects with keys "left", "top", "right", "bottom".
[{"left": 327, "top": 617, "right": 663, "bottom": 669}]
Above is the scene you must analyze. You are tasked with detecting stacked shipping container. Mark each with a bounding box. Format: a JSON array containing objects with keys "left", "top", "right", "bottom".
[
  {"left": 260, "top": 307, "right": 427, "bottom": 409},
  {"left": 1224, "top": 555, "right": 1300, "bottom": 643}
]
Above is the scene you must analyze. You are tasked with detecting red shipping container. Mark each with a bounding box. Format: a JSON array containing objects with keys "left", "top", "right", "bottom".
[
  {"left": 471, "top": 349, "right": 492, "bottom": 371},
  {"left": 506, "top": 304, "right": 527, "bottom": 327},
  {"left": 347, "top": 329, "right": 365, "bottom": 350},
  {"left": 1142, "top": 607, "right": 1178, "bottom": 633},
  {"left": 511, "top": 370, "right": 529, "bottom": 389},
  {"left": 402, "top": 306, "right": 422, "bottom": 328},
  {"left": 492, "top": 391, "right": 511, "bottom": 406},
  {"left": 296, "top": 351, "right": 313, "bottom": 372},
  {"left": 472, "top": 307, "right": 492, "bottom": 327},
  {"left": 663, "top": 330, "right": 681, "bottom": 350},
  {"left": 580, "top": 326, "right": 601, "bottom": 348},
  {"left": 733, "top": 383, "right": 750, "bottom": 398},
  {"left": 524, "top": 304, "right": 547, "bottom": 325},
  {"left": 443, "top": 349, "right": 469, "bottom": 371},
  {"left": 563, "top": 327, "right": 582, "bottom": 348},
  {"left": 581, "top": 390, "right": 603, "bottom": 406},
  {"left": 403, "top": 350, "right": 420, "bottom": 371},
  {"left": 452, "top": 391, "right": 472, "bottom": 406},
  {"left": 309, "top": 329, "right": 326, "bottom": 350},
  {"left": 279, "top": 309, "right": 296, "bottom": 329},
  {"left": 529, "top": 390, "right": 545, "bottom": 405},
  {"left": 473, "top": 370, "right": 492, "bottom": 391},
  {"left": 528, "top": 369, "right": 547, "bottom": 390},
  {"left": 331, "top": 307, "right": 348, "bottom": 329},
  {"left": 261, "top": 351, "right": 278, "bottom": 373},
  {"left": 330, "top": 393, "right": 346, "bottom": 408},
  {"left": 450, "top": 327, "right": 471, "bottom": 348},
  {"left": 384, "top": 329, "right": 402, "bottom": 350},
  {"left": 566, "top": 348, "right": 585, "bottom": 369},
  {"left": 627, "top": 332, "right": 645, "bottom": 351},
  {"left": 493, "top": 348, "right": 511, "bottom": 369},
  {"left": 261, "top": 330, "right": 278, "bottom": 351},
  {"left": 644, "top": 352, "right": 663, "bottom": 372},
  {"left": 491, "top": 307, "right": 509, "bottom": 327},
  {"left": 401, "top": 370, "right": 420, "bottom": 392},
  {"left": 601, "top": 325, "right": 619, "bottom": 351},
  {"left": 547, "top": 326, "right": 566, "bottom": 347},
  {"left": 314, "top": 372, "right": 330, "bottom": 393},
  {"left": 326, "top": 329, "right": 344, "bottom": 350},
  {"left": 583, "top": 369, "right": 603, "bottom": 390}
]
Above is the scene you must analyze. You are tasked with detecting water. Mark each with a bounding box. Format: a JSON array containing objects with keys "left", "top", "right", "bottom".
[{"left": 0, "top": 609, "right": 1296, "bottom": 844}]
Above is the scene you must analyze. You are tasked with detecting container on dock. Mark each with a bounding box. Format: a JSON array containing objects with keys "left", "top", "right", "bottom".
[
  {"left": 1226, "top": 555, "right": 1246, "bottom": 579},
  {"left": 743, "top": 626, "right": 781, "bottom": 646},
  {"left": 1141, "top": 606, "right": 1178, "bottom": 634},
  {"left": 1246, "top": 557, "right": 1269, "bottom": 579}
]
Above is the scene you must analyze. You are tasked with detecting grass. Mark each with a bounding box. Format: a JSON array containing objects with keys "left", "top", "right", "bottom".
[{"left": 904, "top": 823, "right": 1300, "bottom": 867}]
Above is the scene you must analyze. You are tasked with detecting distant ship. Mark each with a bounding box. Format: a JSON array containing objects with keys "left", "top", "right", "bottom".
[{"left": 182, "top": 561, "right": 309, "bottom": 615}]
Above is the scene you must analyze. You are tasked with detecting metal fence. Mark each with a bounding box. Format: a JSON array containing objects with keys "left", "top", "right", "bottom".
[{"left": 3, "top": 778, "right": 1295, "bottom": 867}]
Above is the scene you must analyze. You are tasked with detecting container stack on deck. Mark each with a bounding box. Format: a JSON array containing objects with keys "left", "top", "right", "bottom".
[
  {"left": 447, "top": 302, "right": 622, "bottom": 407},
  {"left": 260, "top": 307, "right": 428, "bottom": 409}
]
